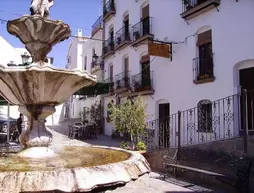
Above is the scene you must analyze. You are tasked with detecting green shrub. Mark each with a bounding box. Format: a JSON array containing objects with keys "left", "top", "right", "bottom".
[
  {"left": 120, "top": 141, "right": 130, "bottom": 150},
  {"left": 135, "top": 141, "right": 146, "bottom": 151}
]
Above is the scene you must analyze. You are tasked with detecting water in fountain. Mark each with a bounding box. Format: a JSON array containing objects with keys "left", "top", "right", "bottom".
[{"left": 0, "top": 1, "right": 150, "bottom": 192}]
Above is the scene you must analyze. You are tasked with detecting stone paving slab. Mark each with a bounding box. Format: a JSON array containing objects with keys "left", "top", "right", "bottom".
[{"left": 104, "top": 172, "right": 194, "bottom": 193}]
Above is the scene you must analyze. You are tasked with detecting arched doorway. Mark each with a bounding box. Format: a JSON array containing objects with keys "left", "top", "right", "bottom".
[{"left": 234, "top": 59, "right": 254, "bottom": 134}]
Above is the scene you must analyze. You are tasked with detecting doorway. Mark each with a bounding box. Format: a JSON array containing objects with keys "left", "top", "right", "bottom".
[
  {"left": 158, "top": 103, "right": 170, "bottom": 148},
  {"left": 239, "top": 67, "right": 254, "bottom": 133},
  {"left": 141, "top": 62, "right": 151, "bottom": 88}
]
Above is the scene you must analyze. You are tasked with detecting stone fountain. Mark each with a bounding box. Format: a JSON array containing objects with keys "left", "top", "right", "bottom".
[{"left": 0, "top": 1, "right": 150, "bottom": 192}]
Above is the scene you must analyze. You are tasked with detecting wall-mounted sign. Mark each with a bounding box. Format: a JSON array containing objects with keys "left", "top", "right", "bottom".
[{"left": 148, "top": 41, "right": 172, "bottom": 60}]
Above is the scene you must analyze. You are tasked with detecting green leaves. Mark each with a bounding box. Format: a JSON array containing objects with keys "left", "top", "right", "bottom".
[{"left": 108, "top": 96, "right": 147, "bottom": 148}]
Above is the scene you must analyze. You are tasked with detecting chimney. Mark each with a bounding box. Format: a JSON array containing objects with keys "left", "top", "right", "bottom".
[{"left": 78, "top": 29, "right": 82, "bottom": 37}]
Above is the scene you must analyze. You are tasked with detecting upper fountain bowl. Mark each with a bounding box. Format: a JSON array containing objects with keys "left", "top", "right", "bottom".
[
  {"left": 7, "top": 15, "right": 71, "bottom": 64},
  {"left": 0, "top": 64, "right": 97, "bottom": 106}
]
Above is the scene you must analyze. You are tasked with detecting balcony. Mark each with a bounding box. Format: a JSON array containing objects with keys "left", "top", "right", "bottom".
[
  {"left": 131, "top": 71, "right": 154, "bottom": 96},
  {"left": 115, "top": 26, "right": 131, "bottom": 50},
  {"left": 181, "top": 0, "right": 220, "bottom": 20},
  {"left": 91, "top": 57, "right": 104, "bottom": 74},
  {"left": 102, "top": 37, "right": 115, "bottom": 59},
  {"left": 114, "top": 71, "right": 131, "bottom": 93},
  {"left": 193, "top": 53, "right": 215, "bottom": 84},
  {"left": 91, "top": 16, "right": 103, "bottom": 37},
  {"left": 132, "top": 17, "right": 154, "bottom": 47},
  {"left": 103, "top": 0, "right": 116, "bottom": 22},
  {"left": 103, "top": 77, "right": 114, "bottom": 96}
]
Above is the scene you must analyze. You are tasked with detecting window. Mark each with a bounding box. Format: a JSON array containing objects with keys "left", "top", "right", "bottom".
[
  {"left": 84, "top": 56, "right": 87, "bottom": 70},
  {"left": 109, "top": 29, "right": 114, "bottom": 41},
  {"left": 68, "top": 57, "right": 71, "bottom": 63},
  {"left": 197, "top": 100, "right": 212, "bottom": 132},
  {"left": 195, "top": 29, "right": 214, "bottom": 81}
]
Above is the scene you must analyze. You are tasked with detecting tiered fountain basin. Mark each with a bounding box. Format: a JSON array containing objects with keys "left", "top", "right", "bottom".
[
  {"left": 0, "top": 13, "right": 151, "bottom": 193},
  {"left": 0, "top": 146, "right": 150, "bottom": 193}
]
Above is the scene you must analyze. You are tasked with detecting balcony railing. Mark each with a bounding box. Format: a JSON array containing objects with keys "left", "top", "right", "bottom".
[
  {"left": 91, "top": 16, "right": 103, "bottom": 36},
  {"left": 104, "top": 77, "right": 114, "bottom": 93},
  {"left": 102, "top": 37, "right": 115, "bottom": 56},
  {"left": 144, "top": 93, "right": 241, "bottom": 151},
  {"left": 181, "top": 0, "right": 220, "bottom": 19},
  {"left": 115, "top": 71, "right": 130, "bottom": 90},
  {"left": 115, "top": 25, "right": 131, "bottom": 47},
  {"left": 132, "top": 71, "right": 153, "bottom": 92},
  {"left": 132, "top": 17, "right": 153, "bottom": 44},
  {"left": 103, "top": 0, "right": 116, "bottom": 20},
  {"left": 193, "top": 53, "right": 214, "bottom": 82}
]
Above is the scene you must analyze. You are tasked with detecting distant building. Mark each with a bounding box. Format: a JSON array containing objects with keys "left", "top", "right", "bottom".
[
  {"left": 0, "top": 36, "right": 55, "bottom": 121},
  {"left": 66, "top": 17, "right": 104, "bottom": 133}
]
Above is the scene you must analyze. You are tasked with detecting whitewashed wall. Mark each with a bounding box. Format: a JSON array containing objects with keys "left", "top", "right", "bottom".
[{"left": 103, "top": 0, "right": 254, "bottom": 136}]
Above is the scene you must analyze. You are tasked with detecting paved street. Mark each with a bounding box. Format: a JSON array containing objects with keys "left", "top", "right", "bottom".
[{"left": 47, "top": 120, "right": 224, "bottom": 193}]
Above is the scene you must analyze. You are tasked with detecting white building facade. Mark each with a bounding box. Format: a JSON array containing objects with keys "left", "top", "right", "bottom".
[
  {"left": 0, "top": 36, "right": 56, "bottom": 122},
  {"left": 101, "top": 0, "right": 254, "bottom": 146},
  {"left": 66, "top": 17, "right": 104, "bottom": 129}
]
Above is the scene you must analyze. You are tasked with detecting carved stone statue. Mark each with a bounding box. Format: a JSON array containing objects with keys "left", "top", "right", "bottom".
[{"left": 30, "top": 0, "right": 54, "bottom": 18}]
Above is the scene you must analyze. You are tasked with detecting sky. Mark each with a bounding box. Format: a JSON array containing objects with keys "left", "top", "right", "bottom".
[{"left": 0, "top": 0, "right": 102, "bottom": 68}]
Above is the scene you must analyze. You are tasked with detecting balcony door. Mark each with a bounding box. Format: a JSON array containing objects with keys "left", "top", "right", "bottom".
[
  {"left": 109, "top": 65, "right": 113, "bottom": 80},
  {"left": 240, "top": 67, "right": 254, "bottom": 133},
  {"left": 198, "top": 29, "right": 213, "bottom": 79},
  {"left": 124, "top": 57, "right": 129, "bottom": 87},
  {"left": 141, "top": 61, "right": 150, "bottom": 87},
  {"left": 124, "top": 15, "right": 129, "bottom": 40},
  {"left": 159, "top": 103, "right": 170, "bottom": 148},
  {"left": 141, "top": 4, "right": 150, "bottom": 36}
]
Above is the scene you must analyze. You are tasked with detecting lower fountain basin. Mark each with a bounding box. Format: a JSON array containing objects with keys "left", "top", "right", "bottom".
[{"left": 0, "top": 146, "right": 150, "bottom": 193}]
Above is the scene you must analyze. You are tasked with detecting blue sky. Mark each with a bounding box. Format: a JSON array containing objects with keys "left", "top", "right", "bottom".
[{"left": 0, "top": 0, "right": 102, "bottom": 68}]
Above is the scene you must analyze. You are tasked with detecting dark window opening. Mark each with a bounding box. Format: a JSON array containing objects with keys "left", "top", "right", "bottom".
[
  {"left": 124, "top": 16, "right": 129, "bottom": 40},
  {"left": 141, "top": 61, "right": 151, "bottom": 87},
  {"left": 198, "top": 100, "right": 212, "bottom": 132},
  {"left": 141, "top": 5, "right": 150, "bottom": 35}
]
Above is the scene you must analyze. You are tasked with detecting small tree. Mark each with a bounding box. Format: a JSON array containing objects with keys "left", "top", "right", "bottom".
[{"left": 109, "top": 96, "right": 147, "bottom": 149}]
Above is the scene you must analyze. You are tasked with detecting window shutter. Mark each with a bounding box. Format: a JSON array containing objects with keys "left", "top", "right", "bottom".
[
  {"left": 197, "top": 30, "right": 212, "bottom": 46},
  {"left": 142, "top": 5, "right": 149, "bottom": 20}
]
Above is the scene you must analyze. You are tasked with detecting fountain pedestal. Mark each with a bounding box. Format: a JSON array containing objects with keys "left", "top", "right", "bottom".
[{"left": 18, "top": 105, "right": 56, "bottom": 158}]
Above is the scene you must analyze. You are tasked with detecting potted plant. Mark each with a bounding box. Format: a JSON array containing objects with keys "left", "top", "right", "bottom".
[
  {"left": 133, "top": 80, "right": 141, "bottom": 92},
  {"left": 183, "top": 0, "right": 193, "bottom": 10},
  {"left": 133, "top": 31, "right": 140, "bottom": 40},
  {"left": 116, "top": 80, "right": 121, "bottom": 89},
  {"left": 103, "top": 47, "right": 108, "bottom": 54},
  {"left": 135, "top": 141, "right": 147, "bottom": 154},
  {"left": 109, "top": 41, "right": 114, "bottom": 50},
  {"left": 123, "top": 77, "right": 129, "bottom": 87},
  {"left": 117, "top": 36, "right": 121, "bottom": 44}
]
